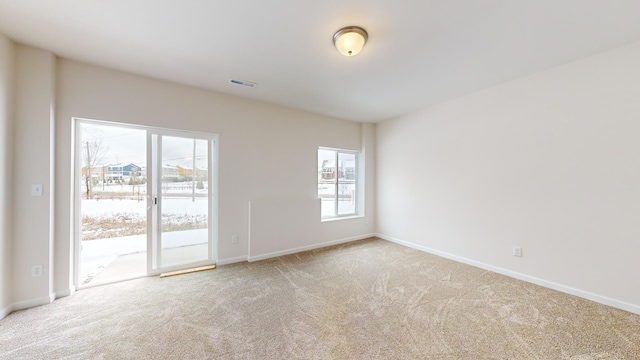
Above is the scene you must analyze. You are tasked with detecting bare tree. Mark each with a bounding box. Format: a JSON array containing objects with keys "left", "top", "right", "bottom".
[{"left": 83, "top": 135, "right": 109, "bottom": 199}]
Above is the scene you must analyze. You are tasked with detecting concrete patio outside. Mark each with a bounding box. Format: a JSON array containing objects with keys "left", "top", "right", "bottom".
[{"left": 81, "top": 229, "right": 211, "bottom": 285}]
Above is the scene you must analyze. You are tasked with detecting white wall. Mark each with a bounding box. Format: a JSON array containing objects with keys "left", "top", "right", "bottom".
[
  {"left": 0, "top": 33, "right": 15, "bottom": 318},
  {"left": 376, "top": 41, "right": 640, "bottom": 313},
  {"left": 12, "top": 45, "right": 56, "bottom": 308},
  {"left": 53, "top": 59, "right": 375, "bottom": 296}
]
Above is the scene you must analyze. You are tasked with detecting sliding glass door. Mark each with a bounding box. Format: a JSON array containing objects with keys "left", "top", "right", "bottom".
[{"left": 76, "top": 119, "right": 217, "bottom": 287}]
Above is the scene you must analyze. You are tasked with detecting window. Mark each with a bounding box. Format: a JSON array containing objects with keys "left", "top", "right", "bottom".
[{"left": 318, "top": 148, "right": 358, "bottom": 218}]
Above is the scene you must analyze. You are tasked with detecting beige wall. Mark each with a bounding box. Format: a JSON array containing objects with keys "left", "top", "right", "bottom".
[
  {"left": 376, "top": 41, "right": 640, "bottom": 313},
  {"left": 0, "top": 33, "right": 15, "bottom": 318}
]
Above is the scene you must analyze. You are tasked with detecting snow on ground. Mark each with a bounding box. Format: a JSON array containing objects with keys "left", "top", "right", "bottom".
[
  {"left": 82, "top": 198, "right": 147, "bottom": 217},
  {"left": 81, "top": 197, "right": 207, "bottom": 217},
  {"left": 88, "top": 181, "right": 209, "bottom": 197},
  {"left": 81, "top": 196, "right": 208, "bottom": 239},
  {"left": 318, "top": 182, "right": 356, "bottom": 217}
]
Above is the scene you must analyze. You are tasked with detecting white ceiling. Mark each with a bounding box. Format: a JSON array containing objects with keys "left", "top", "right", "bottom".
[{"left": 1, "top": 1, "right": 640, "bottom": 122}]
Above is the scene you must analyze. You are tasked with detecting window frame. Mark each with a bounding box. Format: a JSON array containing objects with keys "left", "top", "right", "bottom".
[{"left": 318, "top": 147, "right": 359, "bottom": 220}]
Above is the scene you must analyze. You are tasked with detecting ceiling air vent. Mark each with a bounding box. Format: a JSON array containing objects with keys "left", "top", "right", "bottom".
[{"left": 229, "top": 79, "right": 258, "bottom": 88}]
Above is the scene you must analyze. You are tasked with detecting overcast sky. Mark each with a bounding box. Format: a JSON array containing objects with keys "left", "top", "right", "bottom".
[{"left": 80, "top": 123, "right": 209, "bottom": 169}]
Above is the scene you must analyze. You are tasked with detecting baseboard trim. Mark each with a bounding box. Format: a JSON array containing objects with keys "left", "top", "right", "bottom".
[
  {"left": 10, "top": 295, "right": 53, "bottom": 313},
  {"left": 248, "top": 233, "right": 376, "bottom": 262},
  {"left": 376, "top": 233, "right": 640, "bottom": 315},
  {"left": 0, "top": 290, "right": 70, "bottom": 320},
  {"left": 0, "top": 303, "right": 13, "bottom": 320},
  {"left": 216, "top": 256, "right": 248, "bottom": 266},
  {"left": 54, "top": 288, "right": 73, "bottom": 299}
]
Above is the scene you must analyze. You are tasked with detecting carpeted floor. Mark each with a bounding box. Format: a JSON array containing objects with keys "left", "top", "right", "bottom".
[{"left": 1, "top": 238, "right": 639, "bottom": 359}]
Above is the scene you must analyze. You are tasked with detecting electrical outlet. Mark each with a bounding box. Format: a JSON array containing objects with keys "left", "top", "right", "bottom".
[
  {"left": 31, "top": 265, "right": 43, "bottom": 277},
  {"left": 513, "top": 246, "right": 522, "bottom": 257},
  {"left": 232, "top": 235, "right": 238, "bottom": 244}
]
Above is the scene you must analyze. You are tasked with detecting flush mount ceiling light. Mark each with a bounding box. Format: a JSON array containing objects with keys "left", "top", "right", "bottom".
[{"left": 333, "top": 26, "right": 368, "bottom": 57}]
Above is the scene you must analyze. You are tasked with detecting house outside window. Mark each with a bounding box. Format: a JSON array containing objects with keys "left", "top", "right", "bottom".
[
  {"left": 318, "top": 147, "right": 358, "bottom": 218},
  {"left": 107, "top": 164, "right": 124, "bottom": 181},
  {"left": 106, "top": 163, "right": 142, "bottom": 182}
]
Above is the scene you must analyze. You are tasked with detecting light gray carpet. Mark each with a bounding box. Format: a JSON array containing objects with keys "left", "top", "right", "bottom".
[{"left": 1, "top": 238, "right": 639, "bottom": 359}]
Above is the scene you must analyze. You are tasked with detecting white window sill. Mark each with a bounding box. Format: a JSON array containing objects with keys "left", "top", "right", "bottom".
[{"left": 321, "top": 215, "right": 364, "bottom": 223}]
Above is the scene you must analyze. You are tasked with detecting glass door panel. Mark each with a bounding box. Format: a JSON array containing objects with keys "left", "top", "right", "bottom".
[
  {"left": 77, "top": 121, "right": 147, "bottom": 287},
  {"left": 156, "top": 136, "right": 212, "bottom": 270}
]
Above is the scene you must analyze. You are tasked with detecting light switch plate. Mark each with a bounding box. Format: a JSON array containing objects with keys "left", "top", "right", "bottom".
[{"left": 31, "top": 184, "right": 43, "bottom": 197}]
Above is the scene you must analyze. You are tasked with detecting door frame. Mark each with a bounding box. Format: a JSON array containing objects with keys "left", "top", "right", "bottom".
[{"left": 73, "top": 118, "right": 219, "bottom": 288}]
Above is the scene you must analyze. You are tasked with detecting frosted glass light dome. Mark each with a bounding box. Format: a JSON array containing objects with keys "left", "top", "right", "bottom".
[{"left": 333, "top": 27, "right": 368, "bottom": 56}]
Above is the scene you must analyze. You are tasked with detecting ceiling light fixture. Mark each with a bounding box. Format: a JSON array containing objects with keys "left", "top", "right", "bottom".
[{"left": 333, "top": 26, "right": 368, "bottom": 57}]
